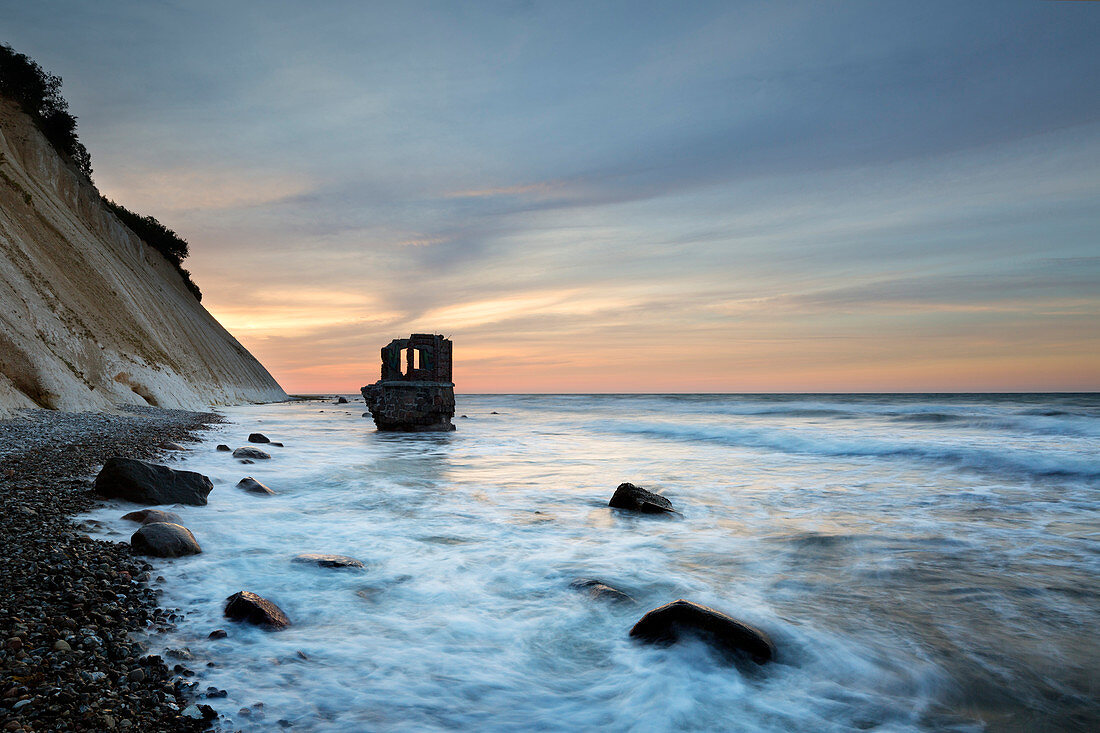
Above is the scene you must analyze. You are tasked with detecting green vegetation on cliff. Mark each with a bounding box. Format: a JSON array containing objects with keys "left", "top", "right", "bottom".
[{"left": 0, "top": 42, "right": 201, "bottom": 301}]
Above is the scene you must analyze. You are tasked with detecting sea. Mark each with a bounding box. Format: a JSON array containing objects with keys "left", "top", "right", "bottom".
[{"left": 79, "top": 394, "right": 1100, "bottom": 731}]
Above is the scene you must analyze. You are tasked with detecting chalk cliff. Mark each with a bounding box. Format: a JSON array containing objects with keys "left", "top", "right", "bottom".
[{"left": 0, "top": 99, "right": 287, "bottom": 415}]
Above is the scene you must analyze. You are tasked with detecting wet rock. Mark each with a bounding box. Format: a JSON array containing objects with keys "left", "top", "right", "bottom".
[
  {"left": 94, "top": 457, "right": 213, "bottom": 505},
  {"left": 52, "top": 639, "right": 71, "bottom": 651},
  {"left": 121, "top": 508, "right": 183, "bottom": 525},
  {"left": 130, "top": 522, "right": 202, "bottom": 557},
  {"left": 248, "top": 433, "right": 270, "bottom": 444},
  {"left": 570, "top": 578, "right": 635, "bottom": 603},
  {"left": 162, "top": 442, "right": 186, "bottom": 451},
  {"left": 292, "top": 553, "right": 365, "bottom": 569},
  {"left": 236, "top": 477, "right": 275, "bottom": 495},
  {"left": 608, "top": 482, "right": 674, "bottom": 514},
  {"left": 167, "top": 648, "right": 194, "bottom": 660},
  {"left": 336, "top": 396, "right": 348, "bottom": 404},
  {"left": 128, "top": 668, "right": 145, "bottom": 683},
  {"left": 270, "top": 442, "right": 284, "bottom": 447},
  {"left": 208, "top": 629, "right": 228, "bottom": 639},
  {"left": 216, "top": 444, "right": 231, "bottom": 452},
  {"left": 629, "top": 599, "right": 775, "bottom": 663},
  {"left": 224, "top": 591, "right": 290, "bottom": 629},
  {"left": 233, "top": 447, "right": 271, "bottom": 460},
  {"left": 240, "top": 458, "right": 255, "bottom": 464}
]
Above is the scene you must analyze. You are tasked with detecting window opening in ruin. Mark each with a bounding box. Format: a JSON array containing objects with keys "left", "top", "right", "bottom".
[
  {"left": 400, "top": 348, "right": 408, "bottom": 375},
  {"left": 412, "top": 349, "right": 421, "bottom": 371}
]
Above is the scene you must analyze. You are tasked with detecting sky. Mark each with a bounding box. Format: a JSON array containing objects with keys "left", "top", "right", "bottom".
[{"left": 3, "top": 0, "right": 1099, "bottom": 393}]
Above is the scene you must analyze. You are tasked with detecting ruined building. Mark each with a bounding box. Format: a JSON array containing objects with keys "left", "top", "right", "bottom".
[{"left": 361, "top": 334, "right": 456, "bottom": 431}]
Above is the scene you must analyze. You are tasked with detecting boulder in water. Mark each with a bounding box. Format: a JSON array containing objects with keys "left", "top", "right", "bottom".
[
  {"left": 224, "top": 591, "right": 290, "bottom": 629},
  {"left": 336, "top": 396, "right": 348, "bottom": 404},
  {"left": 248, "top": 433, "right": 270, "bottom": 444},
  {"left": 95, "top": 457, "right": 213, "bottom": 506},
  {"left": 629, "top": 599, "right": 775, "bottom": 663},
  {"left": 570, "top": 578, "right": 634, "bottom": 603},
  {"left": 233, "top": 447, "right": 271, "bottom": 460},
  {"left": 121, "top": 508, "right": 183, "bottom": 525},
  {"left": 216, "top": 444, "right": 231, "bottom": 452},
  {"left": 130, "top": 522, "right": 202, "bottom": 557},
  {"left": 292, "top": 553, "right": 365, "bottom": 569},
  {"left": 608, "top": 483, "right": 674, "bottom": 514},
  {"left": 236, "top": 477, "right": 275, "bottom": 495}
]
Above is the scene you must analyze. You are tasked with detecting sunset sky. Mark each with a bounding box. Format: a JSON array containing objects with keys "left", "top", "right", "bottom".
[{"left": 5, "top": 1, "right": 1099, "bottom": 392}]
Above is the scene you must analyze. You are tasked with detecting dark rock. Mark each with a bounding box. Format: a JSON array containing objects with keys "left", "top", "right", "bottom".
[
  {"left": 336, "top": 397, "right": 348, "bottom": 404},
  {"left": 240, "top": 459, "right": 254, "bottom": 464},
  {"left": 629, "top": 599, "right": 775, "bottom": 663},
  {"left": 121, "top": 509, "right": 183, "bottom": 525},
  {"left": 236, "top": 477, "right": 275, "bottom": 495},
  {"left": 233, "top": 447, "right": 271, "bottom": 460},
  {"left": 570, "top": 578, "right": 634, "bottom": 603},
  {"left": 163, "top": 442, "right": 186, "bottom": 451},
  {"left": 224, "top": 591, "right": 290, "bottom": 629},
  {"left": 208, "top": 629, "right": 228, "bottom": 639},
  {"left": 130, "top": 523, "right": 202, "bottom": 557},
  {"left": 94, "top": 457, "right": 213, "bottom": 505},
  {"left": 269, "top": 442, "right": 284, "bottom": 447},
  {"left": 248, "top": 433, "right": 270, "bottom": 444},
  {"left": 608, "top": 482, "right": 674, "bottom": 514},
  {"left": 292, "top": 553, "right": 364, "bottom": 569},
  {"left": 216, "top": 444, "right": 231, "bottom": 452}
]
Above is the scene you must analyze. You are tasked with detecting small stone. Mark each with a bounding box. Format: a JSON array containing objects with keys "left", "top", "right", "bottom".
[
  {"left": 224, "top": 591, "right": 291, "bottom": 629},
  {"left": 181, "top": 705, "right": 203, "bottom": 719},
  {"left": 121, "top": 508, "right": 183, "bottom": 525},
  {"left": 239, "top": 708, "right": 252, "bottom": 716},
  {"left": 292, "top": 553, "right": 364, "bottom": 569},
  {"left": 163, "top": 442, "right": 186, "bottom": 451},
  {"left": 130, "top": 523, "right": 201, "bottom": 557},
  {"left": 248, "top": 433, "right": 271, "bottom": 443},
  {"left": 12, "top": 699, "right": 32, "bottom": 711},
  {"left": 236, "top": 477, "right": 275, "bottom": 495},
  {"left": 128, "top": 668, "right": 145, "bottom": 683},
  {"left": 233, "top": 447, "right": 271, "bottom": 460},
  {"left": 570, "top": 578, "right": 635, "bottom": 603},
  {"left": 269, "top": 441, "right": 284, "bottom": 447},
  {"left": 167, "top": 648, "right": 194, "bottom": 660},
  {"left": 216, "top": 444, "right": 231, "bottom": 451},
  {"left": 208, "top": 629, "right": 228, "bottom": 639},
  {"left": 629, "top": 599, "right": 775, "bottom": 663},
  {"left": 608, "top": 482, "right": 675, "bottom": 514},
  {"left": 53, "top": 639, "right": 71, "bottom": 651}
]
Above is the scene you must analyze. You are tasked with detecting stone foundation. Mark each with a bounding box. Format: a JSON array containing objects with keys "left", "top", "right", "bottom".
[{"left": 361, "top": 381, "right": 455, "bottom": 432}]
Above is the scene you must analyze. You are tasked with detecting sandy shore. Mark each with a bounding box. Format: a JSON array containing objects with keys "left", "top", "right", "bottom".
[{"left": 0, "top": 406, "right": 222, "bottom": 732}]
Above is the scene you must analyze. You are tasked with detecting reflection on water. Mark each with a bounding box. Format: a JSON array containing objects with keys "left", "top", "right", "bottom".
[{"left": 80, "top": 394, "right": 1099, "bottom": 731}]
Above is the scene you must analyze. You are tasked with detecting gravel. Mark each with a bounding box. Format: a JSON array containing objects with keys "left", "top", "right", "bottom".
[{"left": 0, "top": 406, "right": 225, "bottom": 732}]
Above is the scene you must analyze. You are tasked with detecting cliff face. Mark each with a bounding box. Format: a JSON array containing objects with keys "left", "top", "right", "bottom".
[{"left": 0, "top": 99, "right": 287, "bottom": 415}]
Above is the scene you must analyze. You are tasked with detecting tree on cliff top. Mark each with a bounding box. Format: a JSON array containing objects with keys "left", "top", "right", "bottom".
[
  {"left": 0, "top": 42, "right": 201, "bottom": 301},
  {"left": 0, "top": 43, "right": 92, "bottom": 179}
]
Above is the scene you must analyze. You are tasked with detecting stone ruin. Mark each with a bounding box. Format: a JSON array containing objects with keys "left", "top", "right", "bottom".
[{"left": 361, "top": 334, "right": 455, "bottom": 432}]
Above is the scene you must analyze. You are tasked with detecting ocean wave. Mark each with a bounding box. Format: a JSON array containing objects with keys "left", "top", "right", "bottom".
[{"left": 594, "top": 420, "right": 1100, "bottom": 481}]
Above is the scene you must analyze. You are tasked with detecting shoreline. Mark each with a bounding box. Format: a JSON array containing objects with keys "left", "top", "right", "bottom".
[{"left": 0, "top": 406, "right": 224, "bottom": 732}]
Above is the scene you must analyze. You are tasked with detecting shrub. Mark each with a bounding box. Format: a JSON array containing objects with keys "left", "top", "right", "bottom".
[
  {"left": 0, "top": 43, "right": 92, "bottom": 179},
  {"left": 1, "top": 42, "right": 201, "bottom": 301}
]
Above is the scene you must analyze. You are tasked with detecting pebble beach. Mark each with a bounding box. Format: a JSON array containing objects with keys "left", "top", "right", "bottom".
[{"left": 0, "top": 406, "right": 221, "bottom": 732}]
